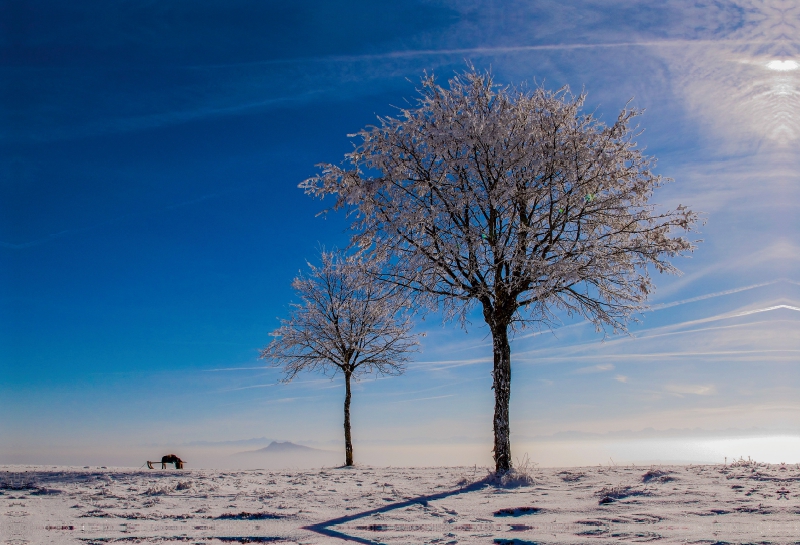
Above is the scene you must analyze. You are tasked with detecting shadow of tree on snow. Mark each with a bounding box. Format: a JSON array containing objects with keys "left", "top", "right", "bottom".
[{"left": 303, "top": 478, "right": 492, "bottom": 544}]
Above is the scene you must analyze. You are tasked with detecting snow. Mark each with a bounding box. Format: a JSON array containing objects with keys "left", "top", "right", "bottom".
[{"left": 2, "top": 462, "right": 796, "bottom": 544}]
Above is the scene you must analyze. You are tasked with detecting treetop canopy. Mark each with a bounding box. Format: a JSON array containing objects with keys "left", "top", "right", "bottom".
[{"left": 301, "top": 69, "right": 699, "bottom": 334}]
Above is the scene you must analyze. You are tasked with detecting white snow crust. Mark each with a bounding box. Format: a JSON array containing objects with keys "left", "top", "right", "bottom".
[{"left": 2, "top": 462, "right": 797, "bottom": 544}]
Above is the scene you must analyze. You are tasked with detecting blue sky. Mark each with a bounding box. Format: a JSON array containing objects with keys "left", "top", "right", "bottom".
[{"left": 2, "top": 0, "right": 798, "bottom": 468}]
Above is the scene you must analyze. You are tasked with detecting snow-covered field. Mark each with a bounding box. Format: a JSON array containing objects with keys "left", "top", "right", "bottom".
[{"left": 2, "top": 462, "right": 797, "bottom": 544}]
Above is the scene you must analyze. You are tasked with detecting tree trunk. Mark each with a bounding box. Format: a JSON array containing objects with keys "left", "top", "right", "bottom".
[
  {"left": 491, "top": 322, "right": 512, "bottom": 473},
  {"left": 343, "top": 369, "right": 354, "bottom": 467}
]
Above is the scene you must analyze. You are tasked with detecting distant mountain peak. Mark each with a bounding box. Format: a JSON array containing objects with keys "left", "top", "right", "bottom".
[
  {"left": 261, "top": 441, "right": 319, "bottom": 453},
  {"left": 234, "top": 441, "right": 330, "bottom": 456}
]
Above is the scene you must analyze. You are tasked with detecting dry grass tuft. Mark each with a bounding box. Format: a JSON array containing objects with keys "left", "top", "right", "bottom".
[
  {"left": 143, "top": 484, "right": 174, "bottom": 496},
  {"left": 487, "top": 453, "right": 537, "bottom": 488},
  {"left": 728, "top": 456, "right": 758, "bottom": 468},
  {"left": 558, "top": 470, "right": 585, "bottom": 482},
  {"left": 597, "top": 485, "right": 649, "bottom": 504},
  {"left": 642, "top": 468, "right": 674, "bottom": 483}
]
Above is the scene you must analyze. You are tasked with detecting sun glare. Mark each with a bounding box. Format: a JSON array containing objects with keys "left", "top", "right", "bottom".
[{"left": 766, "top": 60, "right": 799, "bottom": 71}]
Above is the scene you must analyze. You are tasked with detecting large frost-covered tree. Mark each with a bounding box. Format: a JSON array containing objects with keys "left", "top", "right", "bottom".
[
  {"left": 260, "top": 249, "right": 420, "bottom": 467},
  {"left": 300, "top": 69, "right": 700, "bottom": 473}
]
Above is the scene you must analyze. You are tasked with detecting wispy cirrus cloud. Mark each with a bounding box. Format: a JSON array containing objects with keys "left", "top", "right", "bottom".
[
  {"left": 573, "top": 363, "right": 615, "bottom": 374},
  {"left": 665, "top": 383, "right": 717, "bottom": 396},
  {"left": 651, "top": 0, "right": 800, "bottom": 148},
  {"left": 650, "top": 279, "right": 789, "bottom": 309},
  {"left": 652, "top": 242, "right": 800, "bottom": 300},
  {"left": 389, "top": 394, "right": 455, "bottom": 404},
  {"left": 498, "top": 285, "right": 800, "bottom": 394},
  {"left": 9, "top": 0, "right": 798, "bottom": 146}
]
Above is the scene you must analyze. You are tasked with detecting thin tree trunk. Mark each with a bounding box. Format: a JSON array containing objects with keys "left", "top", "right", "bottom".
[
  {"left": 491, "top": 323, "right": 512, "bottom": 473},
  {"left": 343, "top": 369, "right": 354, "bottom": 467}
]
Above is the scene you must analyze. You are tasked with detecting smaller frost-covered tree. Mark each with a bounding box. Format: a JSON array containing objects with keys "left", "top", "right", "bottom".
[{"left": 260, "top": 249, "right": 420, "bottom": 467}]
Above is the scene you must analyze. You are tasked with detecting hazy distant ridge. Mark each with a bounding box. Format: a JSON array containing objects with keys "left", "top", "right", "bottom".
[{"left": 235, "top": 441, "right": 333, "bottom": 456}]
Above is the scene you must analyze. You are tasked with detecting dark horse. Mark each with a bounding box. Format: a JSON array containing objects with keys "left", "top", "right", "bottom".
[
  {"left": 161, "top": 454, "right": 184, "bottom": 469},
  {"left": 146, "top": 454, "right": 185, "bottom": 469}
]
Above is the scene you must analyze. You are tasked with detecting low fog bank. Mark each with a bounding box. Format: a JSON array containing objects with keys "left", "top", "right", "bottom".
[{"left": 4, "top": 432, "right": 798, "bottom": 469}]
